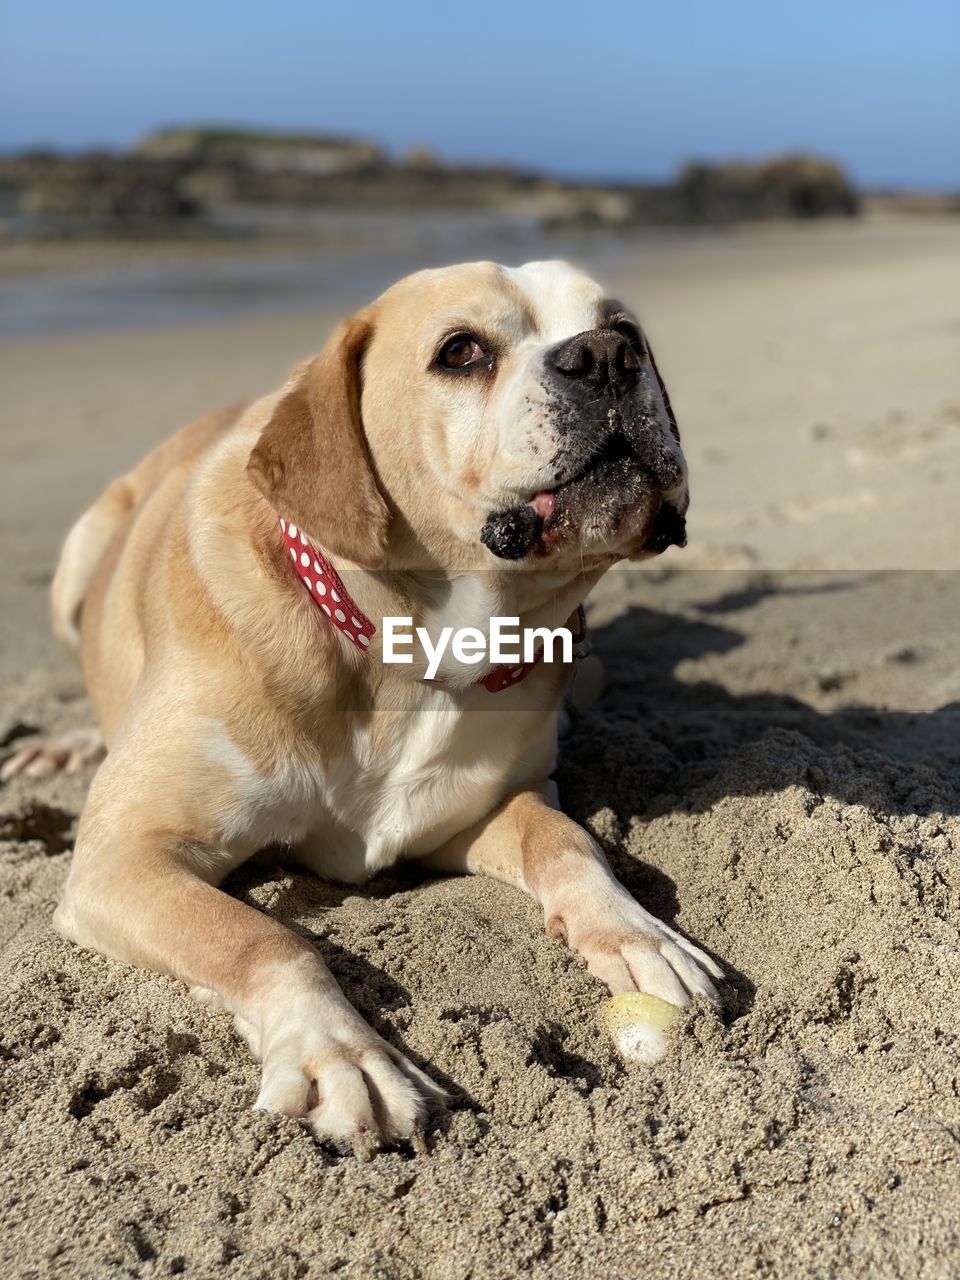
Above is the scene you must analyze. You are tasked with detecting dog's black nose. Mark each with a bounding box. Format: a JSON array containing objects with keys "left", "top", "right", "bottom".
[{"left": 548, "top": 329, "right": 641, "bottom": 392}]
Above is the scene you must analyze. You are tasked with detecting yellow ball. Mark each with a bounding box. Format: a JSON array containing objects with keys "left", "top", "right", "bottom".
[{"left": 601, "top": 992, "right": 682, "bottom": 1064}]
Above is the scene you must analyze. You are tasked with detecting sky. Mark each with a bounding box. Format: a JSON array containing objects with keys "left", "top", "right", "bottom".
[{"left": 2, "top": 0, "right": 958, "bottom": 189}]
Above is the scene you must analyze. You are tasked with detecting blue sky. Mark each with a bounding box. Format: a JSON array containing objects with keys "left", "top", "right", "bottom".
[{"left": 2, "top": 0, "right": 958, "bottom": 187}]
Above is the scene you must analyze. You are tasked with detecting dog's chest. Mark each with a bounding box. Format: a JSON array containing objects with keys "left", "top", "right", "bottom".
[
  {"left": 216, "top": 694, "right": 554, "bottom": 883},
  {"left": 314, "top": 700, "right": 523, "bottom": 879}
]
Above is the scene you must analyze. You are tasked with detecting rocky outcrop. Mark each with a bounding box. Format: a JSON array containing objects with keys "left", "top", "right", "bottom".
[
  {"left": 0, "top": 130, "right": 863, "bottom": 238},
  {"left": 675, "top": 155, "right": 860, "bottom": 220},
  {"left": 136, "top": 126, "right": 387, "bottom": 175},
  {"left": 9, "top": 154, "right": 199, "bottom": 228}
]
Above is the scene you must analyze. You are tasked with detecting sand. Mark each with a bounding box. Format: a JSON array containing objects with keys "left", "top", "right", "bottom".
[{"left": 1, "top": 217, "right": 959, "bottom": 1279}]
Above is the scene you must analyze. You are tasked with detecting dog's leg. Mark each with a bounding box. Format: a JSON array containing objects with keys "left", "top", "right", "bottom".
[
  {"left": 56, "top": 785, "right": 444, "bottom": 1148},
  {"left": 422, "top": 781, "right": 722, "bottom": 1015}
]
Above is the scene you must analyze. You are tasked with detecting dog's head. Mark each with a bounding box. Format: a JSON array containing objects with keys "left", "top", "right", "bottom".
[{"left": 248, "top": 261, "right": 687, "bottom": 573}]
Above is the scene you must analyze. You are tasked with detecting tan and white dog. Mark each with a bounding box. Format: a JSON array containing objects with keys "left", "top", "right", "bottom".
[{"left": 7, "top": 260, "right": 722, "bottom": 1147}]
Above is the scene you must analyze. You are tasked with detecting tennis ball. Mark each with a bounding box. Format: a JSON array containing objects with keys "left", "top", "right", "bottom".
[{"left": 601, "top": 992, "right": 682, "bottom": 1065}]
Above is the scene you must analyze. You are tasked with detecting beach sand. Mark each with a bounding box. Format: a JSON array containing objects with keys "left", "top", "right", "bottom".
[{"left": 1, "top": 217, "right": 959, "bottom": 1278}]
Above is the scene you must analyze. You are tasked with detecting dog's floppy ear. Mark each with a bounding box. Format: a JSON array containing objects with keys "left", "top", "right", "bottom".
[
  {"left": 643, "top": 337, "right": 681, "bottom": 445},
  {"left": 247, "top": 313, "right": 390, "bottom": 569}
]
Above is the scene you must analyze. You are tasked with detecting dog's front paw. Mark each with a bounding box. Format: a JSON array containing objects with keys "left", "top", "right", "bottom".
[
  {"left": 251, "top": 1011, "right": 446, "bottom": 1150},
  {"left": 550, "top": 884, "right": 722, "bottom": 1013}
]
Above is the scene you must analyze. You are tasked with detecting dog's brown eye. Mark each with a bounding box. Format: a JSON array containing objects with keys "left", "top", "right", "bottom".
[{"left": 437, "top": 333, "right": 489, "bottom": 370}]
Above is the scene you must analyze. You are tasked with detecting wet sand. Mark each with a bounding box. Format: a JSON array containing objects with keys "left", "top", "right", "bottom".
[{"left": 1, "top": 216, "right": 959, "bottom": 1278}]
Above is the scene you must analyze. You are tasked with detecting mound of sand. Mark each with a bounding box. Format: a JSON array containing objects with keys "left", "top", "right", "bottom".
[{"left": 1, "top": 565, "right": 958, "bottom": 1279}]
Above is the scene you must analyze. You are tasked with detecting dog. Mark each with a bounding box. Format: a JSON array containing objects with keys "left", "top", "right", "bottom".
[{"left": 5, "top": 260, "right": 721, "bottom": 1147}]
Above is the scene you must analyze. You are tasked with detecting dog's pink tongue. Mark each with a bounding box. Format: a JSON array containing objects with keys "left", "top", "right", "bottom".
[{"left": 529, "top": 491, "right": 557, "bottom": 523}]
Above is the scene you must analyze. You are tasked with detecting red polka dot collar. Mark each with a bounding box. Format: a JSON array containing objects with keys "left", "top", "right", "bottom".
[
  {"left": 278, "top": 516, "right": 584, "bottom": 693},
  {"left": 280, "top": 516, "right": 375, "bottom": 650}
]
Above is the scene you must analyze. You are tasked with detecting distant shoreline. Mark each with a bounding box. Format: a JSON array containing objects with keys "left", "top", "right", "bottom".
[
  {"left": 3, "top": 210, "right": 940, "bottom": 341},
  {"left": 2, "top": 209, "right": 957, "bottom": 342}
]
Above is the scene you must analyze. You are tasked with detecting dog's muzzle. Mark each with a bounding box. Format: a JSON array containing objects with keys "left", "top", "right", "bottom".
[{"left": 481, "top": 329, "right": 687, "bottom": 562}]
